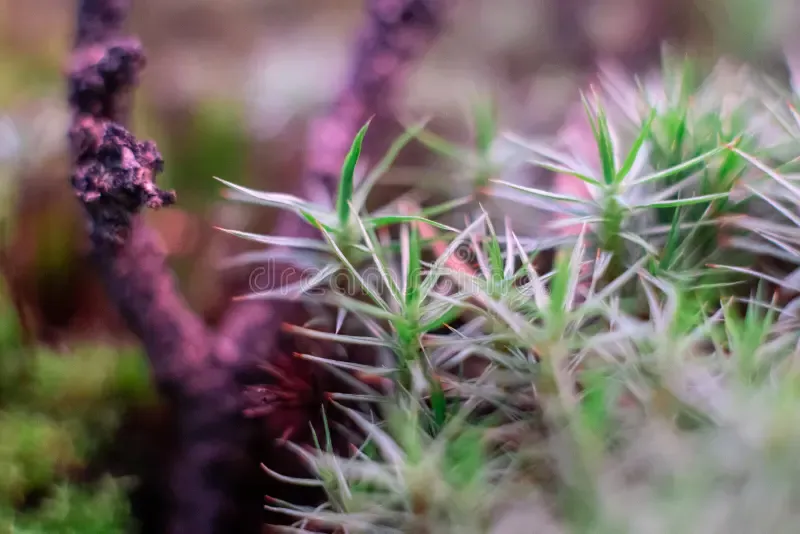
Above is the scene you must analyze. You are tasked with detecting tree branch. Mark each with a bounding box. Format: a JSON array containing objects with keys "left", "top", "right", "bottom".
[
  {"left": 68, "top": 0, "right": 449, "bottom": 532},
  {"left": 69, "top": 2, "right": 253, "bottom": 533},
  {"left": 303, "top": 0, "right": 448, "bottom": 201},
  {"left": 69, "top": 0, "right": 213, "bottom": 393}
]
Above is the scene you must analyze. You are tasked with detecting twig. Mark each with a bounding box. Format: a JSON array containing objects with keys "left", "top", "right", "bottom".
[
  {"left": 67, "top": 0, "right": 449, "bottom": 532},
  {"left": 69, "top": 2, "right": 264, "bottom": 533}
]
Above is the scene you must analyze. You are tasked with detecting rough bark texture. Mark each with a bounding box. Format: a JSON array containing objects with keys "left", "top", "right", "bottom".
[
  {"left": 69, "top": 2, "right": 262, "bottom": 533},
  {"left": 67, "top": 0, "right": 448, "bottom": 532}
]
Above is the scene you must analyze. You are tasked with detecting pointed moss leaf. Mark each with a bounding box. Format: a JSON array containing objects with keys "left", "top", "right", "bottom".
[
  {"left": 473, "top": 99, "right": 496, "bottom": 156},
  {"left": 366, "top": 215, "right": 458, "bottom": 233},
  {"left": 617, "top": 109, "right": 656, "bottom": 182},
  {"left": 214, "top": 176, "right": 328, "bottom": 217},
  {"left": 337, "top": 119, "right": 372, "bottom": 227},
  {"left": 406, "top": 222, "right": 422, "bottom": 308},
  {"left": 214, "top": 227, "right": 329, "bottom": 251}
]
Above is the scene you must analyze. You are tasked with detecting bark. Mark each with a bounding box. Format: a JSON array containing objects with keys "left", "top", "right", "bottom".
[{"left": 67, "top": 0, "right": 449, "bottom": 532}]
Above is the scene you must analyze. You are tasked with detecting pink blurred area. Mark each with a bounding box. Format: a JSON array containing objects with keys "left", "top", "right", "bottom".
[{"left": 0, "top": 0, "right": 794, "bottom": 344}]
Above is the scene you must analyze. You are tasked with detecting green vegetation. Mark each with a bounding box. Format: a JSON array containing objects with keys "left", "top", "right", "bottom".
[
  {"left": 0, "top": 277, "right": 154, "bottom": 533},
  {"left": 0, "top": 478, "right": 132, "bottom": 534},
  {"left": 220, "top": 54, "right": 800, "bottom": 532}
]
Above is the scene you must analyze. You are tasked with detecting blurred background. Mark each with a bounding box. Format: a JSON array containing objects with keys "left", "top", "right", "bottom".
[{"left": 0, "top": 0, "right": 798, "bottom": 531}]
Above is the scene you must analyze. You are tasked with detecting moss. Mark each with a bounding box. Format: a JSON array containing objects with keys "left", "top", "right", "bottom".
[
  {"left": 159, "top": 99, "right": 250, "bottom": 209},
  {"left": 0, "top": 412, "right": 77, "bottom": 504},
  {"left": 0, "top": 48, "right": 61, "bottom": 107},
  {"left": 23, "top": 345, "right": 156, "bottom": 415},
  {"left": 0, "top": 276, "right": 154, "bottom": 532},
  {"left": 0, "top": 478, "right": 132, "bottom": 534}
]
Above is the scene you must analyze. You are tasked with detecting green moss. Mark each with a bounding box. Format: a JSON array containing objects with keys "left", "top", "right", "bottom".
[
  {"left": 23, "top": 345, "right": 156, "bottom": 416},
  {"left": 0, "top": 280, "right": 22, "bottom": 405},
  {"left": 0, "top": 412, "right": 77, "bottom": 504},
  {"left": 0, "top": 47, "right": 61, "bottom": 107},
  {"left": 0, "top": 277, "right": 154, "bottom": 533},
  {"left": 0, "top": 478, "right": 132, "bottom": 534},
  {"left": 160, "top": 99, "right": 250, "bottom": 209}
]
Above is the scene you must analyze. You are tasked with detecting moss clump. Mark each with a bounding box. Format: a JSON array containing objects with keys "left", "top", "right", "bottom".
[
  {"left": 0, "top": 478, "right": 132, "bottom": 534},
  {"left": 0, "top": 276, "right": 154, "bottom": 532}
]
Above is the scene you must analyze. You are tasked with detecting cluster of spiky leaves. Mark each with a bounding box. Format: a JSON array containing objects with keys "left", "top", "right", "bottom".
[{"left": 220, "top": 54, "right": 800, "bottom": 533}]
